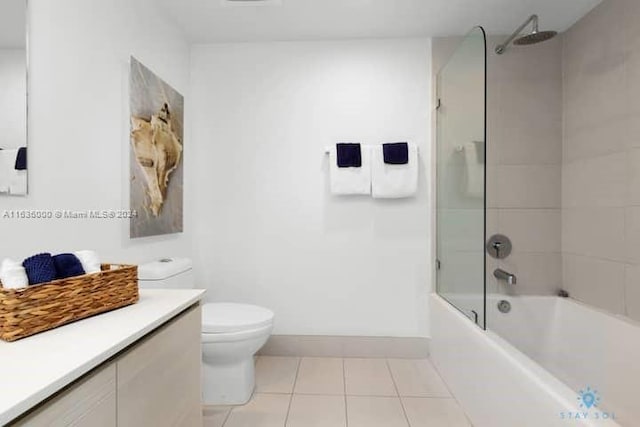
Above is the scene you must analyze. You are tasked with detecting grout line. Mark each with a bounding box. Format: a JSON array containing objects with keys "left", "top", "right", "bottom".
[
  {"left": 386, "top": 358, "right": 411, "bottom": 427},
  {"left": 291, "top": 357, "right": 302, "bottom": 394},
  {"left": 260, "top": 391, "right": 300, "bottom": 395},
  {"left": 385, "top": 358, "right": 399, "bottom": 398},
  {"left": 343, "top": 358, "right": 349, "bottom": 427},
  {"left": 293, "top": 392, "right": 351, "bottom": 396},
  {"left": 427, "top": 357, "right": 455, "bottom": 398},
  {"left": 427, "top": 358, "right": 474, "bottom": 426},
  {"left": 220, "top": 406, "right": 232, "bottom": 427},
  {"left": 283, "top": 357, "right": 303, "bottom": 426}
]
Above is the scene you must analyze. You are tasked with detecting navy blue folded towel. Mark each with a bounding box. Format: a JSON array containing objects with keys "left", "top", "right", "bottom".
[
  {"left": 336, "top": 143, "right": 362, "bottom": 168},
  {"left": 382, "top": 142, "right": 409, "bottom": 165},
  {"left": 22, "top": 253, "right": 57, "bottom": 285},
  {"left": 52, "top": 253, "right": 86, "bottom": 280},
  {"left": 14, "top": 147, "right": 27, "bottom": 170}
]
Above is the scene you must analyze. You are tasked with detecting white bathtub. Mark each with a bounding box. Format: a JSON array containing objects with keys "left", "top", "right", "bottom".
[{"left": 430, "top": 293, "right": 639, "bottom": 427}]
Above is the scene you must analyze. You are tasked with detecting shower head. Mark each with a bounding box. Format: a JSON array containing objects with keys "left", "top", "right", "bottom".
[
  {"left": 513, "top": 30, "right": 558, "bottom": 46},
  {"left": 495, "top": 15, "right": 557, "bottom": 54}
]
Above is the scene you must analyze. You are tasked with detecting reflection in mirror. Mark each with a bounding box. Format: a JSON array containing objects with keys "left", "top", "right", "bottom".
[{"left": 0, "top": 0, "right": 27, "bottom": 196}]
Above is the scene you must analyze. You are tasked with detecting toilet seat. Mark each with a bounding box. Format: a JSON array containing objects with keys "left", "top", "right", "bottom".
[{"left": 202, "top": 303, "right": 274, "bottom": 334}]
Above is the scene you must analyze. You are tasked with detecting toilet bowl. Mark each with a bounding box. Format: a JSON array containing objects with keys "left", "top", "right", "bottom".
[
  {"left": 201, "top": 302, "right": 274, "bottom": 405},
  {"left": 137, "top": 258, "right": 274, "bottom": 406}
]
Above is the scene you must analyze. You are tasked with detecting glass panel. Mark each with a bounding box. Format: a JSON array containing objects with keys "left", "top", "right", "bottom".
[
  {"left": 0, "top": 0, "right": 28, "bottom": 196},
  {"left": 436, "top": 27, "right": 486, "bottom": 328}
]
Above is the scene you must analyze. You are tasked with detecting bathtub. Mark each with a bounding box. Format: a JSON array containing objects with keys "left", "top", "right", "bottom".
[{"left": 430, "top": 293, "right": 639, "bottom": 427}]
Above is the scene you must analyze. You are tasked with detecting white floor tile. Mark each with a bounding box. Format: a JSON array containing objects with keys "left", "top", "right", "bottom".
[
  {"left": 286, "top": 394, "right": 346, "bottom": 427},
  {"left": 346, "top": 396, "right": 409, "bottom": 427},
  {"left": 223, "top": 393, "right": 290, "bottom": 427},
  {"left": 202, "top": 405, "right": 231, "bottom": 427},
  {"left": 402, "top": 397, "right": 471, "bottom": 427},
  {"left": 388, "top": 359, "right": 451, "bottom": 397},
  {"left": 344, "top": 358, "right": 397, "bottom": 396},
  {"left": 294, "top": 357, "right": 344, "bottom": 395},
  {"left": 255, "top": 356, "right": 300, "bottom": 394}
]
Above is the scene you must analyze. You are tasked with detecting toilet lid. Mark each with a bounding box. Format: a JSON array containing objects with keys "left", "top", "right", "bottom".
[{"left": 202, "top": 303, "right": 274, "bottom": 333}]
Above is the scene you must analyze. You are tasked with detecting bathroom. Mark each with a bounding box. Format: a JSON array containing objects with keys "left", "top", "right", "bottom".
[{"left": 0, "top": 0, "right": 637, "bottom": 425}]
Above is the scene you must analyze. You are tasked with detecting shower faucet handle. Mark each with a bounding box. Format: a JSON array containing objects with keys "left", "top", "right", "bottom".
[
  {"left": 492, "top": 241, "right": 502, "bottom": 254},
  {"left": 486, "top": 234, "right": 512, "bottom": 259}
]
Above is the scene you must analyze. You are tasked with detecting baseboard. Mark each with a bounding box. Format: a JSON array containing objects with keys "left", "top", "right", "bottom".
[{"left": 259, "top": 335, "right": 430, "bottom": 359}]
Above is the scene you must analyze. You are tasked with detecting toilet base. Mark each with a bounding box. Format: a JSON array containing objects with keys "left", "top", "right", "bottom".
[{"left": 202, "top": 357, "right": 255, "bottom": 405}]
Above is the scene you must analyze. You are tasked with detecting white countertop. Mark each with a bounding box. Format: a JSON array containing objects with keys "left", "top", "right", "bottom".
[{"left": 0, "top": 288, "right": 206, "bottom": 425}]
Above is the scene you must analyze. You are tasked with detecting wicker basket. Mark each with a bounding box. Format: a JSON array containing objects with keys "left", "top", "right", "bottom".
[{"left": 0, "top": 264, "right": 138, "bottom": 342}]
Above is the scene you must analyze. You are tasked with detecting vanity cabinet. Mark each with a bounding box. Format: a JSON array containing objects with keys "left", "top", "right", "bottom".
[
  {"left": 12, "top": 365, "right": 116, "bottom": 427},
  {"left": 9, "top": 305, "right": 202, "bottom": 427},
  {"left": 117, "top": 305, "right": 202, "bottom": 426}
]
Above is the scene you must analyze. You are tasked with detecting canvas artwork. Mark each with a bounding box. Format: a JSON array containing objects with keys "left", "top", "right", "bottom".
[{"left": 129, "top": 57, "right": 184, "bottom": 238}]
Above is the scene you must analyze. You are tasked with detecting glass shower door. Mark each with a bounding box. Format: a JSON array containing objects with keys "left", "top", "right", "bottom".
[{"left": 435, "top": 27, "right": 487, "bottom": 328}]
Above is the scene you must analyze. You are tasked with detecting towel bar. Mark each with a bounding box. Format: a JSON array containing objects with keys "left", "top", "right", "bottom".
[
  {"left": 324, "top": 145, "right": 419, "bottom": 154},
  {"left": 455, "top": 140, "right": 484, "bottom": 153}
]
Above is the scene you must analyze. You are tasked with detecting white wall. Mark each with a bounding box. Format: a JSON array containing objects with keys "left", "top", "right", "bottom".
[
  {"left": 0, "top": 0, "right": 192, "bottom": 263},
  {"left": 190, "top": 39, "right": 432, "bottom": 337},
  {"left": 0, "top": 49, "right": 26, "bottom": 149}
]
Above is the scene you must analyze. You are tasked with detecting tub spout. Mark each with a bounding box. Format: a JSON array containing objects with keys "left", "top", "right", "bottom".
[{"left": 494, "top": 268, "right": 517, "bottom": 285}]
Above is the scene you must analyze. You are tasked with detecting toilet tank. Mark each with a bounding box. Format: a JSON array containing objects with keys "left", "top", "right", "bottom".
[{"left": 138, "top": 257, "right": 194, "bottom": 289}]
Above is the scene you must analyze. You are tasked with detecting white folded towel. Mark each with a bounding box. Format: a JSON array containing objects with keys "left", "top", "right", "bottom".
[
  {"left": 0, "top": 149, "right": 27, "bottom": 195},
  {"left": 329, "top": 145, "right": 371, "bottom": 195},
  {"left": 9, "top": 169, "right": 27, "bottom": 195},
  {"left": 74, "top": 250, "right": 101, "bottom": 274},
  {"left": 0, "top": 258, "right": 29, "bottom": 289},
  {"left": 464, "top": 142, "right": 484, "bottom": 198},
  {"left": 0, "top": 149, "right": 17, "bottom": 194},
  {"left": 371, "top": 144, "right": 418, "bottom": 199}
]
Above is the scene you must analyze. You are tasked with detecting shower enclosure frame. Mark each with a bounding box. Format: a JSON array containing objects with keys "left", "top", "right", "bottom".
[{"left": 434, "top": 26, "right": 488, "bottom": 330}]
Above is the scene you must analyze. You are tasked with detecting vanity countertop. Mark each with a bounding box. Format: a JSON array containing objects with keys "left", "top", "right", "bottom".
[{"left": 0, "top": 288, "right": 206, "bottom": 425}]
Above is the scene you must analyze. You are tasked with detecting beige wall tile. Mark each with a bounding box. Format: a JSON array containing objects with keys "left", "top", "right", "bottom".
[
  {"left": 402, "top": 397, "right": 471, "bottom": 427},
  {"left": 286, "top": 395, "right": 346, "bottom": 427},
  {"left": 255, "top": 356, "right": 300, "bottom": 394},
  {"left": 499, "top": 252, "right": 562, "bottom": 295},
  {"left": 294, "top": 358, "right": 344, "bottom": 395},
  {"left": 562, "top": 152, "right": 628, "bottom": 208},
  {"left": 561, "top": 0, "right": 640, "bottom": 326},
  {"left": 498, "top": 209, "right": 561, "bottom": 253},
  {"left": 624, "top": 265, "right": 640, "bottom": 322},
  {"left": 562, "top": 208, "right": 625, "bottom": 260},
  {"left": 626, "top": 148, "right": 640, "bottom": 206},
  {"left": 497, "top": 122, "right": 562, "bottom": 166},
  {"left": 625, "top": 207, "right": 640, "bottom": 264},
  {"left": 627, "top": 15, "right": 640, "bottom": 145},
  {"left": 486, "top": 35, "right": 562, "bottom": 168},
  {"left": 563, "top": 254, "right": 626, "bottom": 315},
  {"left": 346, "top": 396, "right": 408, "bottom": 427},
  {"left": 495, "top": 165, "right": 561, "bottom": 208},
  {"left": 562, "top": 0, "right": 629, "bottom": 162},
  {"left": 344, "top": 359, "right": 396, "bottom": 397},
  {"left": 437, "top": 209, "right": 485, "bottom": 251}
]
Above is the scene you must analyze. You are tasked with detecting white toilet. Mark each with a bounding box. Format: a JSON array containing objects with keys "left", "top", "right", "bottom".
[{"left": 138, "top": 258, "right": 274, "bottom": 405}]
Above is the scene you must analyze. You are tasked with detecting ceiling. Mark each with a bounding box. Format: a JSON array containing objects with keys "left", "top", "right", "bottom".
[
  {"left": 0, "top": 0, "right": 26, "bottom": 48},
  {"left": 157, "top": 0, "right": 602, "bottom": 44}
]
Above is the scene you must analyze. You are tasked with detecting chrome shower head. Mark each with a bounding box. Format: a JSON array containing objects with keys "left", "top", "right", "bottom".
[
  {"left": 495, "top": 15, "right": 557, "bottom": 54},
  {"left": 513, "top": 30, "right": 558, "bottom": 46}
]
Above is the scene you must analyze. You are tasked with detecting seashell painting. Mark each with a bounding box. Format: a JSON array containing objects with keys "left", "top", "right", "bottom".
[{"left": 129, "top": 57, "right": 184, "bottom": 238}]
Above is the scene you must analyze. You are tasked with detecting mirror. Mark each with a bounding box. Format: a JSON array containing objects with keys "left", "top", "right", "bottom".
[{"left": 0, "top": 0, "right": 27, "bottom": 196}]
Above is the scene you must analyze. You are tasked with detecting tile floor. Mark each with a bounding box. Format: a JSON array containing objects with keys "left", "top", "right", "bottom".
[{"left": 203, "top": 357, "right": 472, "bottom": 427}]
